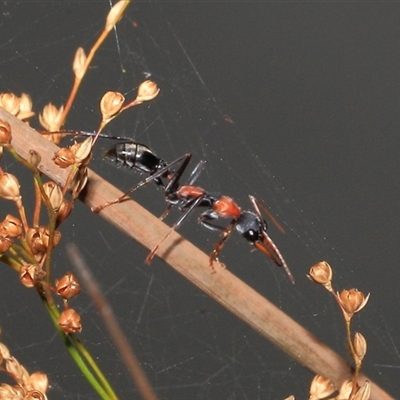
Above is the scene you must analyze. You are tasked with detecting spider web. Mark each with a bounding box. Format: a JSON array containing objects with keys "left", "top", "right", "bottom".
[{"left": 0, "top": 1, "right": 399, "bottom": 399}]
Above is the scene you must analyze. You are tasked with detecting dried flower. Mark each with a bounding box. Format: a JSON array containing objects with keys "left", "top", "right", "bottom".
[
  {"left": 70, "top": 137, "right": 93, "bottom": 165},
  {"left": 42, "top": 182, "right": 63, "bottom": 212},
  {"left": 26, "top": 227, "right": 61, "bottom": 256},
  {"left": 53, "top": 147, "right": 75, "bottom": 168},
  {"left": 337, "top": 289, "right": 370, "bottom": 321},
  {"left": 55, "top": 272, "right": 81, "bottom": 299},
  {"left": 1, "top": 214, "right": 23, "bottom": 238},
  {"left": 0, "top": 93, "right": 21, "bottom": 115},
  {"left": 336, "top": 379, "right": 353, "bottom": 400},
  {"left": 0, "top": 236, "right": 13, "bottom": 253},
  {"left": 353, "top": 332, "right": 367, "bottom": 364},
  {"left": 17, "top": 93, "right": 35, "bottom": 121},
  {"left": 0, "top": 383, "right": 25, "bottom": 399},
  {"left": 0, "top": 119, "right": 12, "bottom": 146},
  {"left": 39, "top": 103, "right": 63, "bottom": 132},
  {"left": 70, "top": 167, "right": 88, "bottom": 198},
  {"left": 308, "top": 261, "right": 333, "bottom": 292},
  {"left": 100, "top": 91, "right": 125, "bottom": 121},
  {"left": 135, "top": 80, "right": 160, "bottom": 104},
  {"left": 6, "top": 356, "right": 29, "bottom": 385},
  {"left": 26, "top": 372, "right": 49, "bottom": 394},
  {"left": 58, "top": 308, "right": 82, "bottom": 334},
  {"left": 19, "top": 264, "right": 46, "bottom": 288},
  {"left": 105, "top": 0, "right": 130, "bottom": 32},
  {"left": 73, "top": 47, "right": 87, "bottom": 79},
  {"left": 0, "top": 170, "right": 20, "bottom": 201},
  {"left": 0, "top": 342, "right": 11, "bottom": 360},
  {"left": 353, "top": 380, "right": 371, "bottom": 400},
  {"left": 309, "top": 374, "right": 335, "bottom": 400},
  {"left": 56, "top": 200, "right": 73, "bottom": 225}
]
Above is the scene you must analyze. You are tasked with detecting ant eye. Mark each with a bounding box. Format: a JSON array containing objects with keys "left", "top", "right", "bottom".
[{"left": 243, "top": 229, "right": 259, "bottom": 243}]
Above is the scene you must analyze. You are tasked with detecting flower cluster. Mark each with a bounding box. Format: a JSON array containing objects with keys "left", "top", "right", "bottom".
[{"left": 0, "top": 339, "right": 48, "bottom": 399}]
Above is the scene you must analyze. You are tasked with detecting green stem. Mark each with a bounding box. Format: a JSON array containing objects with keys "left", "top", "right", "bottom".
[{"left": 41, "top": 293, "right": 118, "bottom": 399}]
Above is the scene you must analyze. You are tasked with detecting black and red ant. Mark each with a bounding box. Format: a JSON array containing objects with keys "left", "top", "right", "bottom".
[
  {"left": 47, "top": 130, "right": 294, "bottom": 283},
  {"left": 96, "top": 142, "right": 295, "bottom": 284}
]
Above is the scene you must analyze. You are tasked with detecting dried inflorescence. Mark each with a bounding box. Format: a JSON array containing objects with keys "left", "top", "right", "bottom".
[
  {"left": 307, "top": 261, "right": 371, "bottom": 400},
  {"left": 0, "top": 93, "right": 35, "bottom": 122},
  {"left": 0, "top": 339, "right": 48, "bottom": 399}
]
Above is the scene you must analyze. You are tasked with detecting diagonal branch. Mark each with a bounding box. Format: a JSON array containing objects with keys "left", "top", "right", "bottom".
[{"left": 1, "top": 108, "right": 393, "bottom": 400}]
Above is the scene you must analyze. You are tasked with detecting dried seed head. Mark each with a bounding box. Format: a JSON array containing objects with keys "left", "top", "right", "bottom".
[
  {"left": 17, "top": 93, "right": 35, "bottom": 121},
  {"left": 309, "top": 374, "right": 335, "bottom": 400},
  {"left": 26, "top": 227, "right": 61, "bottom": 256},
  {"left": 1, "top": 214, "right": 23, "bottom": 238},
  {"left": 0, "top": 171, "right": 20, "bottom": 201},
  {"left": 19, "top": 264, "right": 46, "bottom": 288},
  {"left": 58, "top": 308, "right": 82, "bottom": 334},
  {"left": 0, "top": 342, "right": 11, "bottom": 360},
  {"left": 39, "top": 103, "right": 63, "bottom": 132},
  {"left": 0, "top": 93, "right": 21, "bottom": 115},
  {"left": 42, "top": 182, "right": 64, "bottom": 212},
  {"left": 71, "top": 167, "right": 88, "bottom": 198},
  {"left": 336, "top": 379, "right": 353, "bottom": 400},
  {"left": 136, "top": 80, "right": 160, "bottom": 103},
  {"left": 70, "top": 137, "right": 93, "bottom": 165},
  {"left": 6, "top": 356, "right": 29, "bottom": 385},
  {"left": 0, "top": 119, "right": 12, "bottom": 146},
  {"left": 0, "top": 236, "right": 13, "bottom": 253},
  {"left": 307, "top": 261, "right": 333, "bottom": 291},
  {"left": 105, "top": 0, "right": 130, "bottom": 32},
  {"left": 337, "top": 289, "right": 370, "bottom": 321},
  {"left": 100, "top": 91, "right": 125, "bottom": 121},
  {"left": 55, "top": 272, "right": 81, "bottom": 299},
  {"left": 56, "top": 200, "right": 73, "bottom": 225},
  {"left": 26, "top": 372, "right": 49, "bottom": 394},
  {"left": 353, "top": 380, "right": 371, "bottom": 400},
  {"left": 353, "top": 332, "right": 367, "bottom": 364},
  {"left": 73, "top": 47, "right": 87, "bottom": 79},
  {"left": 0, "top": 383, "right": 25, "bottom": 399},
  {"left": 53, "top": 147, "right": 75, "bottom": 168}
]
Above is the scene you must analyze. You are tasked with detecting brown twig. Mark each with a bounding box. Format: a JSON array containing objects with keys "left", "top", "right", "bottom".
[{"left": 1, "top": 108, "right": 393, "bottom": 400}]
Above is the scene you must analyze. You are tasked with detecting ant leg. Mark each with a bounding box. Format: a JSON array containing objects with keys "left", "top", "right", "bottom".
[
  {"left": 146, "top": 194, "right": 205, "bottom": 264},
  {"left": 187, "top": 160, "right": 206, "bottom": 185},
  {"left": 92, "top": 153, "right": 192, "bottom": 213},
  {"left": 208, "top": 221, "right": 236, "bottom": 271}
]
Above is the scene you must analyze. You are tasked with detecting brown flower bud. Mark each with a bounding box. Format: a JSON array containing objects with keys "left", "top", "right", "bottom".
[
  {"left": 58, "top": 308, "right": 82, "bottom": 334},
  {"left": 136, "top": 80, "right": 160, "bottom": 104},
  {"left": 105, "top": 0, "right": 130, "bottom": 32},
  {"left": 55, "top": 272, "right": 81, "bottom": 299},
  {"left": 1, "top": 214, "right": 23, "bottom": 238},
  {"left": 0, "top": 93, "right": 21, "bottom": 115},
  {"left": 337, "top": 379, "right": 353, "bottom": 400},
  {"left": 337, "top": 289, "right": 370, "bottom": 321},
  {"left": 39, "top": 103, "right": 63, "bottom": 132},
  {"left": 19, "top": 264, "right": 46, "bottom": 288},
  {"left": 42, "top": 182, "right": 63, "bottom": 212},
  {"left": 17, "top": 93, "right": 35, "bottom": 121},
  {"left": 26, "top": 372, "right": 49, "bottom": 394},
  {"left": 73, "top": 47, "right": 87, "bottom": 79},
  {"left": 0, "top": 171, "right": 20, "bottom": 201},
  {"left": 100, "top": 91, "right": 125, "bottom": 121},
  {"left": 308, "top": 261, "right": 333, "bottom": 291},
  {"left": 353, "top": 380, "right": 371, "bottom": 400},
  {"left": 309, "top": 374, "right": 335, "bottom": 400},
  {"left": 353, "top": 332, "right": 367, "bottom": 364},
  {"left": 0, "top": 236, "right": 13, "bottom": 253},
  {"left": 0, "top": 119, "right": 12, "bottom": 146},
  {"left": 53, "top": 147, "right": 75, "bottom": 168}
]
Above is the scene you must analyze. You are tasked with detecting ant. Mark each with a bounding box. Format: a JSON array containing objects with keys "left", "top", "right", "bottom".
[
  {"left": 96, "top": 142, "right": 295, "bottom": 284},
  {"left": 47, "top": 131, "right": 294, "bottom": 283}
]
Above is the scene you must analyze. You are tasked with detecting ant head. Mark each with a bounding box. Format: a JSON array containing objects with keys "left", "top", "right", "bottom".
[{"left": 235, "top": 211, "right": 264, "bottom": 244}]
